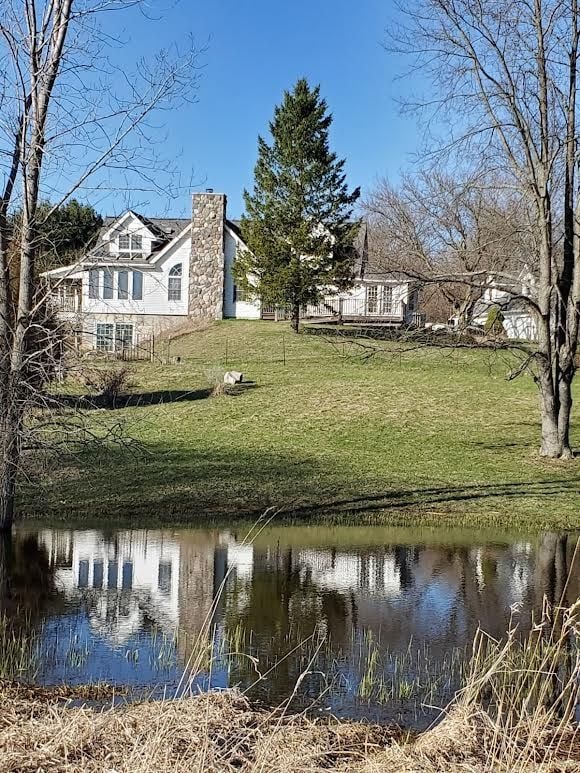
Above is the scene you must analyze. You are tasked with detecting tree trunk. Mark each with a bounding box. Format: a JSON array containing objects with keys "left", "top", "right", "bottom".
[
  {"left": 557, "top": 372, "right": 574, "bottom": 459},
  {"left": 537, "top": 352, "right": 575, "bottom": 459},
  {"left": 0, "top": 409, "right": 20, "bottom": 531},
  {"left": 290, "top": 302, "right": 300, "bottom": 333},
  {"left": 537, "top": 356, "right": 561, "bottom": 457}
]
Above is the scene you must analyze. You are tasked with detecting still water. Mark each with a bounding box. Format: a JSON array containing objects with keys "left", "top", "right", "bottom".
[{"left": 6, "top": 525, "right": 579, "bottom": 727}]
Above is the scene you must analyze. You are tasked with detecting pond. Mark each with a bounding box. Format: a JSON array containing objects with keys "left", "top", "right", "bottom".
[{"left": 4, "top": 524, "right": 579, "bottom": 728}]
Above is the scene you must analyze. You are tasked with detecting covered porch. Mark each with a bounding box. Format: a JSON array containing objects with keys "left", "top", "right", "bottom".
[{"left": 48, "top": 278, "right": 82, "bottom": 314}]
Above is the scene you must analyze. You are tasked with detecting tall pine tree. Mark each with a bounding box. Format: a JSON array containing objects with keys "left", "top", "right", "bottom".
[{"left": 237, "top": 79, "right": 360, "bottom": 332}]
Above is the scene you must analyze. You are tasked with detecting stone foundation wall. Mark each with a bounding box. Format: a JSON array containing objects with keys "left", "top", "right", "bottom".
[
  {"left": 189, "top": 192, "right": 226, "bottom": 320},
  {"left": 74, "top": 313, "right": 188, "bottom": 349}
]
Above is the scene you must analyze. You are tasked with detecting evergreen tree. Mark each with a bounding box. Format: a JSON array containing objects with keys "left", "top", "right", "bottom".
[
  {"left": 237, "top": 79, "right": 360, "bottom": 332},
  {"left": 10, "top": 200, "right": 102, "bottom": 274}
]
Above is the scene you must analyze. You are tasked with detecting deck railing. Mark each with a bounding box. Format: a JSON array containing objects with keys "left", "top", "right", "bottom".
[
  {"left": 50, "top": 294, "right": 82, "bottom": 313},
  {"left": 304, "top": 297, "right": 404, "bottom": 320}
]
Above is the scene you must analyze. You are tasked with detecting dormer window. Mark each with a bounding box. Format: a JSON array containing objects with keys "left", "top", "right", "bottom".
[{"left": 118, "top": 233, "right": 143, "bottom": 257}]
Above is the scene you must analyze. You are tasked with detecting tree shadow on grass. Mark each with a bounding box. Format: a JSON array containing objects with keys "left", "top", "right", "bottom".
[
  {"left": 287, "top": 478, "right": 580, "bottom": 520},
  {"left": 48, "top": 383, "right": 257, "bottom": 411},
  {"left": 22, "top": 439, "right": 580, "bottom": 525}
]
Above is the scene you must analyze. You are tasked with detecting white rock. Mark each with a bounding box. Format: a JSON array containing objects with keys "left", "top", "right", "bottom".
[{"left": 224, "top": 370, "right": 243, "bottom": 385}]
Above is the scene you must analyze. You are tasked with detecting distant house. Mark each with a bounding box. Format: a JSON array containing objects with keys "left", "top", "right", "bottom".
[
  {"left": 470, "top": 270, "right": 538, "bottom": 341},
  {"left": 303, "top": 222, "right": 422, "bottom": 327},
  {"left": 43, "top": 191, "right": 420, "bottom": 352}
]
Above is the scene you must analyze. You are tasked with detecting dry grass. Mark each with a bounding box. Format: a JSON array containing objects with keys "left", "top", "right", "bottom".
[
  {"left": 0, "top": 687, "right": 576, "bottom": 772},
  {"left": 0, "top": 603, "right": 579, "bottom": 772}
]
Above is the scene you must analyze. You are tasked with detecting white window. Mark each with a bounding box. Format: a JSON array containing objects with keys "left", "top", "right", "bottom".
[
  {"left": 382, "top": 286, "right": 393, "bottom": 314},
  {"left": 118, "top": 270, "right": 129, "bottom": 300},
  {"left": 168, "top": 263, "right": 182, "bottom": 301},
  {"left": 103, "top": 268, "right": 114, "bottom": 300},
  {"left": 118, "top": 233, "right": 130, "bottom": 250},
  {"left": 233, "top": 284, "right": 249, "bottom": 303},
  {"left": 118, "top": 233, "right": 143, "bottom": 258},
  {"left": 115, "top": 323, "right": 134, "bottom": 352},
  {"left": 132, "top": 270, "right": 143, "bottom": 301},
  {"left": 95, "top": 322, "right": 133, "bottom": 352},
  {"left": 366, "top": 286, "right": 378, "bottom": 314},
  {"left": 88, "top": 269, "right": 99, "bottom": 299},
  {"left": 96, "top": 323, "right": 114, "bottom": 351}
]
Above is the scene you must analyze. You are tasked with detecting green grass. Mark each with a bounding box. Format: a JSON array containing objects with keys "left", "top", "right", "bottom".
[{"left": 21, "top": 320, "right": 580, "bottom": 530}]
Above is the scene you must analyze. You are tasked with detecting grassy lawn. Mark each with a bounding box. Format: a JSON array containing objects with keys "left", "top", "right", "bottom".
[{"left": 21, "top": 320, "right": 580, "bottom": 530}]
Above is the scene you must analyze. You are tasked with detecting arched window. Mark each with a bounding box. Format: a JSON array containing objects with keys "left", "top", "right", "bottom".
[{"left": 168, "top": 263, "right": 182, "bottom": 301}]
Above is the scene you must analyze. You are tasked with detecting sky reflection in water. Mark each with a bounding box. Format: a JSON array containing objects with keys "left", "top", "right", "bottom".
[{"left": 10, "top": 526, "right": 578, "bottom": 727}]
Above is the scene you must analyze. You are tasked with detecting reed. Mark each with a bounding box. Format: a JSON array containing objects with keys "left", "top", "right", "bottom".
[{"left": 0, "top": 605, "right": 577, "bottom": 771}]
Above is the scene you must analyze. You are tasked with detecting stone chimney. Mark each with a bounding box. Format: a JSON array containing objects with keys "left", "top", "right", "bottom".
[{"left": 189, "top": 191, "right": 226, "bottom": 320}]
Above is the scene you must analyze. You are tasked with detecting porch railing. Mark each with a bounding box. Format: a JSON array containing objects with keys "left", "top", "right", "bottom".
[
  {"left": 304, "top": 297, "right": 404, "bottom": 320},
  {"left": 49, "top": 294, "right": 82, "bottom": 313},
  {"left": 410, "top": 311, "right": 426, "bottom": 327}
]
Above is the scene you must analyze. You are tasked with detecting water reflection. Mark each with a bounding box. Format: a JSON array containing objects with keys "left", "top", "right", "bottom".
[{"left": 7, "top": 526, "right": 579, "bottom": 725}]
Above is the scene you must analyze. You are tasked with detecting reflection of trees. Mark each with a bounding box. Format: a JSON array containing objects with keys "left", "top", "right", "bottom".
[
  {"left": 0, "top": 531, "right": 64, "bottom": 678},
  {"left": 394, "top": 546, "right": 418, "bottom": 590},
  {"left": 222, "top": 547, "right": 353, "bottom": 702},
  {"left": 535, "top": 533, "right": 577, "bottom": 609},
  {"left": 6, "top": 532, "right": 62, "bottom": 613}
]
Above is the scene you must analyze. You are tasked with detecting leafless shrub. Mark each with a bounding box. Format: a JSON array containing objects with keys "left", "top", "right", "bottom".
[
  {"left": 81, "top": 367, "right": 135, "bottom": 408},
  {"left": 204, "top": 367, "right": 227, "bottom": 397}
]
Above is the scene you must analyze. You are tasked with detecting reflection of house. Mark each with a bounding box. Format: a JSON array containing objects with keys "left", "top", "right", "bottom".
[
  {"left": 38, "top": 530, "right": 181, "bottom": 645},
  {"left": 33, "top": 528, "right": 542, "bottom": 670},
  {"left": 297, "top": 550, "right": 402, "bottom": 596}
]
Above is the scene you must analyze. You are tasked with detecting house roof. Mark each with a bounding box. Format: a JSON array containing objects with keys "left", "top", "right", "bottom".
[
  {"left": 226, "top": 218, "right": 243, "bottom": 238},
  {"left": 473, "top": 295, "right": 532, "bottom": 319}
]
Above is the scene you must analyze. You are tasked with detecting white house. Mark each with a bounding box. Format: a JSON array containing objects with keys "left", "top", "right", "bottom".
[
  {"left": 43, "top": 191, "right": 421, "bottom": 352},
  {"left": 470, "top": 270, "right": 538, "bottom": 341}
]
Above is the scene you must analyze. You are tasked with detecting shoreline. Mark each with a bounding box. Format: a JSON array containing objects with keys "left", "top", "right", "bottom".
[
  {"left": 0, "top": 681, "right": 577, "bottom": 772},
  {"left": 14, "top": 507, "right": 580, "bottom": 533}
]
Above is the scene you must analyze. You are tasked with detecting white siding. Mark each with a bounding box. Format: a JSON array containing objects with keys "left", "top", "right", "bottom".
[
  {"left": 474, "top": 286, "right": 538, "bottom": 341},
  {"left": 502, "top": 312, "right": 538, "bottom": 341},
  {"left": 104, "top": 215, "right": 156, "bottom": 260},
  {"left": 306, "top": 282, "right": 411, "bottom": 319},
  {"left": 82, "top": 228, "right": 191, "bottom": 317},
  {"left": 223, "top": 227, "right": 261, "bottom": 319}
]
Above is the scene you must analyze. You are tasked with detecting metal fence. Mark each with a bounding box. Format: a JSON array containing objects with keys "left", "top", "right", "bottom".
[{"left": 117, "top": 335, "right": 155, "bottom": 362}]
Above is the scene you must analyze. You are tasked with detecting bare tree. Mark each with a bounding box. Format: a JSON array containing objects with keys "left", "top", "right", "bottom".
[
  {"left": 0, "top": 0, "right": 199, "bottom": 529},
  {"left": 365, "top": 171, "right": 534, "bottom": 328},
  {"left": 389, "top": 0, "right": 580, "bottom": 459}
]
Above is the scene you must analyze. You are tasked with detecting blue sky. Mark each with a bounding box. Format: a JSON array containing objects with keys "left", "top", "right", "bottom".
[{"left": 89, "top": 0, "right": 423, "bottom": 218}]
